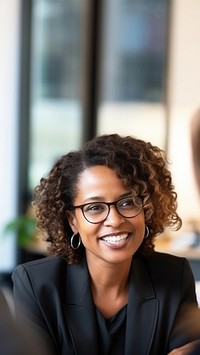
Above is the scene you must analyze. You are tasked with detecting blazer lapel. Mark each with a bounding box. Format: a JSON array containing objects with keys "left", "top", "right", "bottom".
[
  {"left": 63, "top": 257, "right": 99, "bottom": 355},
  {"left": 63, "top": 255, "right": 158, "bottom": 355},
  {"left": 125, "top": 255, "right": 159, "bottom": 355}
]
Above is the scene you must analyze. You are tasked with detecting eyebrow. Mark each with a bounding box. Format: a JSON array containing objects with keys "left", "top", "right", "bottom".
[{"left": 82, "top": 191, "right": 133, "bottom": 204}]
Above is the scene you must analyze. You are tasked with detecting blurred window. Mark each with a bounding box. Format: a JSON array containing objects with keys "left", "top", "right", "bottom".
[
  {"left": 29, "top": 0, "right": 83, "bottom": 189},
  {"left": 97, "top": 0, "right": 168, "bottom": 148},
  {"left": 27, "top": 0, "right": 168, "bottom": 189}
]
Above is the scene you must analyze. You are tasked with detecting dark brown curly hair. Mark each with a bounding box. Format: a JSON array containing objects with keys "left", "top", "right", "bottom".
[{"left": 33, "top": 134, "right": 182, "bottom": 263}]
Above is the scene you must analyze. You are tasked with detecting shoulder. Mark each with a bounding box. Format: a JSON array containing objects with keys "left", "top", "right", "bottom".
[
  {"left": 133, "top": 251, "right": 193, "bottom": 283},
  {"left": 12, "top": 255, "right": 89, "bottom": 307},
  {"left": 12, "top": 255, "right": 88, "bottom": 289},
  {"left": 144, "top": 250, "right": 188, "bottom": 264},
  {"left": 12, "top": 256, "right": 69, "bottom": 293},
  {"left": 22, "top": 255, "right": 65, "bottom": 269},
  {"left": 13, "top": 255, "right": 65, "bottom": 276},
  {"left": 141, "top": 251, "right": 193, "bottom": 283},
  {"left": 132, "top": 252, "right": 196, "bottom": 303}
]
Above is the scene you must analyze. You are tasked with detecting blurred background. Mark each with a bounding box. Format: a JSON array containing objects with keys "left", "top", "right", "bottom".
[{"left": 1, "top": 0, "right": 200, "bottom": 289}]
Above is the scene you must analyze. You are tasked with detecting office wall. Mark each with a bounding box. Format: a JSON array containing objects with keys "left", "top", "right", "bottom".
[{"left": 0, "top": 0, "right": 21, "bottom": 271}]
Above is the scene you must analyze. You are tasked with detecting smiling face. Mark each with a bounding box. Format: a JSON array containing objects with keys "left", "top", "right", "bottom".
[{"left": 67, "top": 165, "right": 145, "bottom": 266}]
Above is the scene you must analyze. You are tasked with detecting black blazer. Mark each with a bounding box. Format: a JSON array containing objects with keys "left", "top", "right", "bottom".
[{"left": 12, "top": 252, "right": 200, "bottom": 355}]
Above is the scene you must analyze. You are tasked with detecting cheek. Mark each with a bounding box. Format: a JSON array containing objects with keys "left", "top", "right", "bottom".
[
  {"left": 133, "top": 213, "right": 146, "bottom": 238},
  {"left": 76, "top": 221, "right": 103, "bottom": 248},
  {"left": 135, "top": 210, "right": 145, "bottom": 227},
  {"left": 79, "top": 223, "right": 98, "bottom": 238},
  {"left": 73, "top": 215, "right": 98, "bottom": 238}
]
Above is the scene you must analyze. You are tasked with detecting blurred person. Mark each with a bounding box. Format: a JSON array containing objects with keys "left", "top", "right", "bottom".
[
  {"left": 0, "top": 287, "right": 49, "bottom": 355},
  {"left": 172, "top": 108, "right": 200, "bottom": 354},
  {"left": 12, "top": 134, "right": 200, "bottom": 355},
  {"left": 191, "top": 107, "right": 200, "bottom": 197},
  {"left": 189, "top": 108, "right": 200, "bottom": 355}
]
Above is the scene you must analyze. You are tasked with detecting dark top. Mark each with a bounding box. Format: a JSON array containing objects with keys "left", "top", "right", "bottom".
[
  {"left": 96, "top": 305, "right": 127, "bottom": 355},
  {"left": 12, "top": 252, "right": 200, "bottom": 355}
]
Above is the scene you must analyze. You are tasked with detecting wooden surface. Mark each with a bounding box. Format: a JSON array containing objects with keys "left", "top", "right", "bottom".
[{"left": 155, "top": 235, "right": 200, "bottom": 260}]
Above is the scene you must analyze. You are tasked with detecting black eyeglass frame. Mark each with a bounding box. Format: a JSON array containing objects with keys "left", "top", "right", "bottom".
[{"left": 72, "top": 195, "right": 143, "bottom": 224}]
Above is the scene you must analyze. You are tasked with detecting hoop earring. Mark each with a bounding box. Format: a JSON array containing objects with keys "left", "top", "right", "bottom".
[
  {"left": 144, "top": 226, "right": 149, "bottom": 239},
  {"left": 70, "top": 233, "right": 81, "bottom": 250}
]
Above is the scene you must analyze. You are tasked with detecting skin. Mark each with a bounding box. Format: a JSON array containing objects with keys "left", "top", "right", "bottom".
[
  {"left": 68, "top": 165, "right": 145, "bottom": 266},
  {"left": 167, "top": 340, "right": 200, "bottom": 354},
  {"left": 67, "top": 165, "right": 145, "bottom": 318}
]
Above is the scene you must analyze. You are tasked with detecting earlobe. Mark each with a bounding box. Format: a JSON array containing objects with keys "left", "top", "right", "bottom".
[{"left": 66, "top": 210, "right": 78, "bottom": 233}]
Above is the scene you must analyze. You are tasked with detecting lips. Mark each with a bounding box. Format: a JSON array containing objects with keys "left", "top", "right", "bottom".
[{"left": 100, "top": 233, "right": 129, "bottom": 245}]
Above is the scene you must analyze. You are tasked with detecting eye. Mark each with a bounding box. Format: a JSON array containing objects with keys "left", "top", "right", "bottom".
[
  {"left": 84, "top": 203, "right": 107, "bottom": 214},
  {"left": 118, "top": 196, "right": 142, "bottom": 210},
  {"left": 118, "top": 198, "right": 135, "bottom": 209}
]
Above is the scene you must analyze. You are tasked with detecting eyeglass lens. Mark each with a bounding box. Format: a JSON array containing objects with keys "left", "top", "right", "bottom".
[{"left": 82, "top": 196, "right": 142, "bottom": 223}]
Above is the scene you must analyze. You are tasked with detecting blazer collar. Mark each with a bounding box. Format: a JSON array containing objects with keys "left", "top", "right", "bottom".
[
  {"left": 64, "top": 256, "right": 99, "bottom": 355},
  {"left": 125, "top": 255, "right": 159, "bottom": 355},
  {"left": 64, "top": 254, "right": 158, "bottom": 355}
]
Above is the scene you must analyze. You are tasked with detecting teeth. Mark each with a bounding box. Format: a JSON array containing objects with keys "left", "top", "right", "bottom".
[{"left": 102, "top": 234, "right": 128, "bottom": 244}]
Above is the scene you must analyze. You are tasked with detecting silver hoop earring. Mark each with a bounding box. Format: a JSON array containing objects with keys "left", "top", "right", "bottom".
[
  {"left": 70, "top": 233, "right": 81, "bottom": 250},
  {"left": 144, "top": 226, "right": 149, "bottom": 239}
]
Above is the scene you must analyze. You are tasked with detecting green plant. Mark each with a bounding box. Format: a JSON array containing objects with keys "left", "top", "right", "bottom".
[{"left": 4, "top": 214, "right": 37, "bottom": 247}]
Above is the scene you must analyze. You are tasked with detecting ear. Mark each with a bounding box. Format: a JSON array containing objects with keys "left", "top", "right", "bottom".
[{"left": 66, "top": 210, "right": 78, "bottom": 234}]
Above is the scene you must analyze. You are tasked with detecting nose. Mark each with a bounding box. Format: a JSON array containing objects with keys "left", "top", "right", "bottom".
[{"left": 104, "top": 205, "right": 125, "bottom": 227}]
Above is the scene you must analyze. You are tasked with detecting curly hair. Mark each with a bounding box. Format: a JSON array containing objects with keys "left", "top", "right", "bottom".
[{"left": 33, "top": 134, "right": 182, "bottom": 263}]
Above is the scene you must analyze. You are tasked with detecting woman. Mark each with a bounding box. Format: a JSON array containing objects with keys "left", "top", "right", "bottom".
[{"left": 12, "top": 134, "right": 200, "bottom": 355}]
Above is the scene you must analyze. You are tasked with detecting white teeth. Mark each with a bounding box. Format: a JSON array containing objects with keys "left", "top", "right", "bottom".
[{"left": 102, "top": 234, "right": 128, "bottom": 244}]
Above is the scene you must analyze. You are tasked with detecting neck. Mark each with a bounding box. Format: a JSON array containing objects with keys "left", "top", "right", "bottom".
[
  {"left": 86, "top": 253, "right": 132, "bottom": 293},
  {"left": 86, "top": 254, "right": 132, "bottom": 318}
]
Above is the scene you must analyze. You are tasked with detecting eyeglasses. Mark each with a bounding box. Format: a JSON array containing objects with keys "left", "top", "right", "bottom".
[{"left": 72, "top": 195, "right": 143, "bottom": 224}]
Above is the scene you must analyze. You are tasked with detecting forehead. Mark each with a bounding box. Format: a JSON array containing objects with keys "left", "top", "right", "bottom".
[
  {"left": 75, "top": 165, "right": 128, "bottom": 202},
  {"left": 78, "top": 165, "right": 121, "bottom": 186}
]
